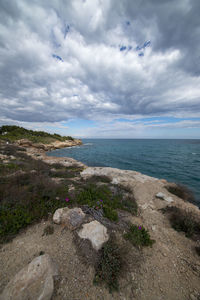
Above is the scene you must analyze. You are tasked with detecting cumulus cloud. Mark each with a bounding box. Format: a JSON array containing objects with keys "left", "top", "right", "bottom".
[{"left": 0, "top": 0, "right": 200, "bottom": 136}]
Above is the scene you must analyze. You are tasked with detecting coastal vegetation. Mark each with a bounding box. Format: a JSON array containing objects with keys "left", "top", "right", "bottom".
[
  {"left": 161, "top": 206, "right": 200, "bottom": 239},
  {"left": 124, "top": 224, "right": 155, "bottom": 248},
  {"left": 165, "top": 183, "right": 195, "bottom": 203},
  {"left": 94, "top": 239, "right": 122, "bottom": 292},
  {"left": 0, "top": 125, "right": 74, "bottom": 143},
  {"left": 1, "top": 126, "right": 200, "bottom": 299},
  {"left": 0, "top": 143, "right": 139, "bottom": 244}
]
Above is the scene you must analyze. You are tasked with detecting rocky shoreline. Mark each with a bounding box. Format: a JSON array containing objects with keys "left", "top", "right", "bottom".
[
  {"left": 15, "top": 137, "right": 86, "bottom": 168},
  {"left": 0, "top": 140, "right": 200, "bottom": 300}
]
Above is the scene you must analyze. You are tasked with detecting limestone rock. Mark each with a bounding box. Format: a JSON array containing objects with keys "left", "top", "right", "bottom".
[
  {"left": 53, "top": 207, "right": 85, "bottom": 229},
  {"left": 165, "top": 196, "right": 174, "bottom": 203},
  {"left": 156, "top": 192, "right": 165, "bottom": 199},
  {"left": 17, "top": 139, "right": 33, "bottom": 147},
  {"left": 0, "top": 254, "right": 58, "bottom": 300},
  {"left": 81, "top": 166, "right": 158, "bottom": 184},
  {"left": 156, "top": 192, "right": 174, "bottom": 203},
  {"left": 78, "top": 220, "right": 109, "bottom": 251}
]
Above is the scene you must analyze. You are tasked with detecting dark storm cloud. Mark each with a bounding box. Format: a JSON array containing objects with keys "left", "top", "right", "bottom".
[{"left": 0, "top": 0, "right": 200, "bottom": 125}]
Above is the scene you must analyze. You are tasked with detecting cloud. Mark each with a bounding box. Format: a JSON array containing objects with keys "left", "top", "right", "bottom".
[{"left": 0, "top": 0, "right": 200, "bottom": 137}]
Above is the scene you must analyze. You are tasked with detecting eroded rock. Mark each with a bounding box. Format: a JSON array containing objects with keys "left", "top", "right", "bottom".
[
  {"left": 53, "top": 207, "right": 85, "bottom": 229},
  {"left": 78, "top": 220, "right": 109, "bottom": 251},
  {"left": 156, "top": 192, "right": 174, "bottom": 203},
  {"left": 0, "top": 254, "right": 58, "bottom": 300}
]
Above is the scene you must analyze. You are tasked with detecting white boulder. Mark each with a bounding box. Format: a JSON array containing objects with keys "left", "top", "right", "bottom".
[
  {"left": 78, "top": 220, "right": 109, "bottom": 251},
  {"left": 0, "top": 254, "right": 58, "bottom": 300}
]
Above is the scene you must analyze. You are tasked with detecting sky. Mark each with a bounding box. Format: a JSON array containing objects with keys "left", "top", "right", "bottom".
[{"left": 0, "top": 0, "right": 200, "bottom": 138}]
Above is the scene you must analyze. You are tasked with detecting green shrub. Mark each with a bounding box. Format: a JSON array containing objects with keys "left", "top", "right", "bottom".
[
  {"left": 76, "top": 183, "right": 138, "bottom": 221},
  {"left": 122, "top": 197, "right": 138, "bottom": 215},
  {"left": 0, "top": 125, "right": 74, "bottom": 143},
  {"left": 103, "top": 206, "right": 118, "bottom": 221},
  {"left": 94, "top": 240, "right": 122, "bottom": 292},
  {"left": 124, "top": 224, "right": 155, "bottom": 248},
  {"left": 0, "top": 204, "right": 32, "bottom": 237}
]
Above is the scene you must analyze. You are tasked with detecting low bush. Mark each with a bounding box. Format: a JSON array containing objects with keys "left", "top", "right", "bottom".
[
  {"left": 165, "top": 184, "right": 195, "bottom": 203},
  {"left": 122, "top": 196, "right": 138, "bottom": 215},
  {"left": 0, "top": 162, "right": 20, "bottom": 175},
  {"left": 124, "top": 224, "right": 155, "bottom": 248},
  {"left": 0, "top": 169, "right": 69, "bottom": 243},
  {"left": 103, "top": 206, "right": 118, "bottom": 221},
  {"left": 94, "top": 240, "right": 122, "bottom": 292},
  {"left": 161, "top": 206, "right": 200, "bottom": 238},
  {"left": 75, "top": 183, "right": 137, "bottom": 221}
]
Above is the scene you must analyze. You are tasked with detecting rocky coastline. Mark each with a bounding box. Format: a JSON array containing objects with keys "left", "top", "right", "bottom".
[
  {"left": 0, "top": 140, "right": 200, "bottom": 300},
  {"left": 15, "top": 137, "right": 86, "bottom": 168}
]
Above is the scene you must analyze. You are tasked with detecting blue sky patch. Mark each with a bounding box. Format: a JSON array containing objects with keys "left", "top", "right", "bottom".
[
  {"left": 64, "top": 24, "right": 70, "bottom": 39},
  {"left": 136, "top": 40, "right": 151, "bottom": 51},
  {"left": 115, "top": 117, "right": 200, "bottom": 124},
  {"left": 52, "top": 54, "right": 63, "bottom": 61},
  {"left": 120, "top": 46, "right": 127, "bottom": 51}
]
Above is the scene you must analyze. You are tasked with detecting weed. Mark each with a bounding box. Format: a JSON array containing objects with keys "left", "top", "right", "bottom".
[
  {"left": 124, "top": 224, "right": 155, "bottom": 248},
  {"left": 94, "top": 240, "right": 122, "bottom": 292}
]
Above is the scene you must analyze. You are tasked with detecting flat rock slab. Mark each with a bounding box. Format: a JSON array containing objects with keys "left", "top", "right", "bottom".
[
  {"left": 53, "top": 207, "right": 85, "bottom": 229},
  {"left": 81, "top": 166, "right": 158, "bottom": 184},
  {"left": 78, "top": 220, "right": 109, "bottom": 251},
  {"left": 0, "top": 254, "right": 58, "bottom": 300}
]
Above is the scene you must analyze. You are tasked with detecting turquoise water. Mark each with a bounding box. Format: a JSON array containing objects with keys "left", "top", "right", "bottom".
[{"left": 47, "top": 139, "right": 200, "bottom": 205}]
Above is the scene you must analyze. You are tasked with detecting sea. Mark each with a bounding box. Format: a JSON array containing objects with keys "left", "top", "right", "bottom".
[{"left": 47, "top": 139, "right": 200, "bottom": 206}]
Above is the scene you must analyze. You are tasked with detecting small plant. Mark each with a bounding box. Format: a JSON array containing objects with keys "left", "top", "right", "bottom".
[
  {"left": 124, "top": 224, "right": 155, "bottom": 248},
  {"left": 43, "top": 225, "right": 54, "bottom": 236},
  {"left": 94, "top": 240, "right": 122, "bottom": 292},
  {"left": 122, "top": 196, "right": 138, "bottom": 215},
  {"left": 103, "top": 206, "right": 118, "bottom": 221}
]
